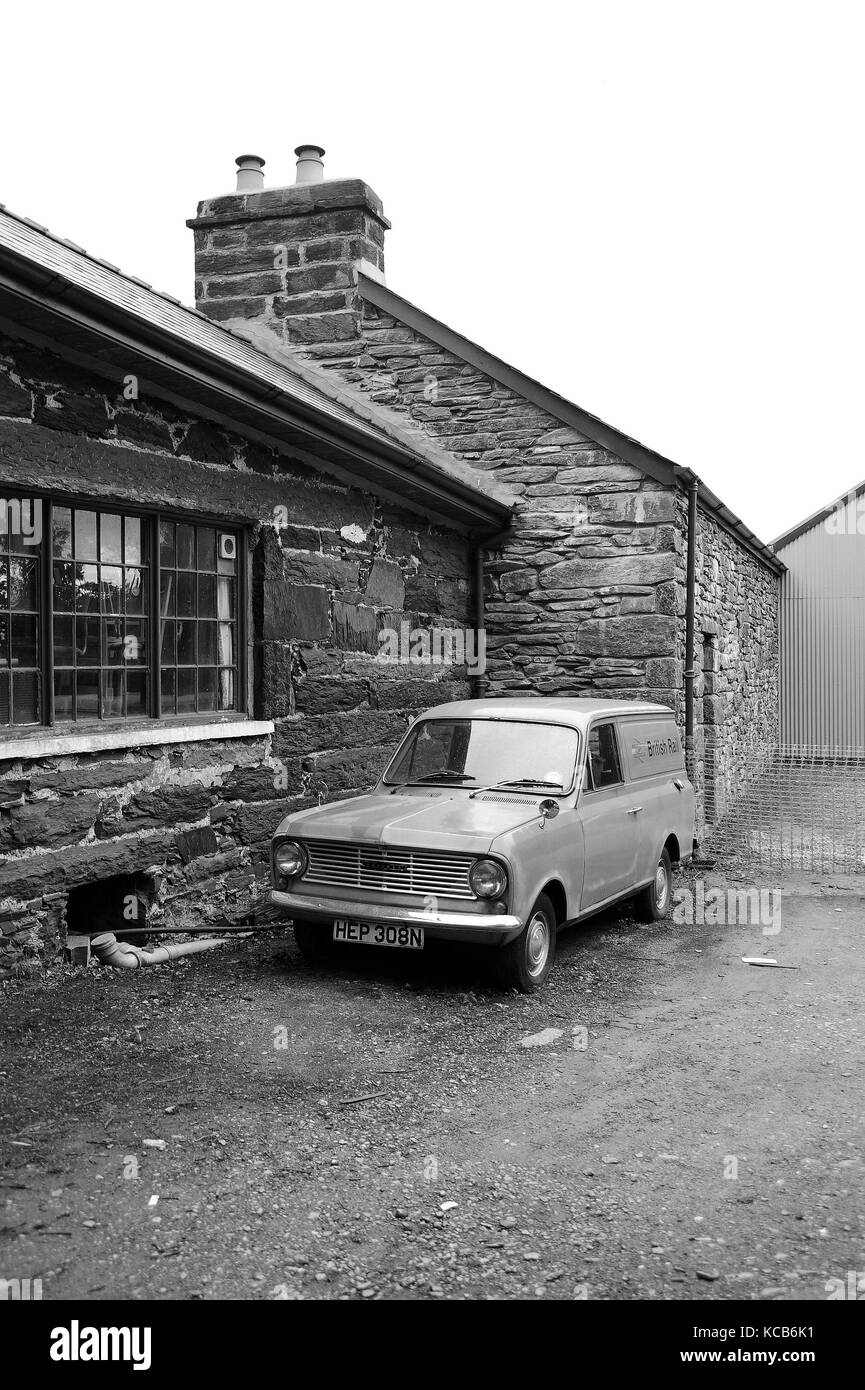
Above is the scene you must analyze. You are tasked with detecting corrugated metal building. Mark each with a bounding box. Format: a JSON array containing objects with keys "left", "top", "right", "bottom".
[{"left": 774, "top": 482, "right": 865, "bottom": 748}]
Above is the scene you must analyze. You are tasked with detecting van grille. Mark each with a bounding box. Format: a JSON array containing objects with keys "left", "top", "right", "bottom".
[{"left": 302, "top": 840, "right": 476, "bottom": 899}]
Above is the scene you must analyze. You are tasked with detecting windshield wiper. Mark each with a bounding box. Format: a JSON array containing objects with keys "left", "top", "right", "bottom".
[
  {"left": 468, "top": 778, "right": 565, "bottom": 799},
  {"left": 390, "top": 772, "right": 477, "bottom": 791}
]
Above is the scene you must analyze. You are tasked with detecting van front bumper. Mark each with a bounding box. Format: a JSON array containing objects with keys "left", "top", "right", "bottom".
[{"left": 270, "top": 889, "right": 522, "bottom": 945}]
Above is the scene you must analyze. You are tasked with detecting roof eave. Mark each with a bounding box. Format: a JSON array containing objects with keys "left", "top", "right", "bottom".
[{"left": 0, "top": 233, "right": 512, "bottom": 534}]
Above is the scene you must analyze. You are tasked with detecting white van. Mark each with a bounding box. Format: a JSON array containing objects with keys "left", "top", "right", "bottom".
[{"left": 271, "top": 698, "right": 696, "bottom": 992}]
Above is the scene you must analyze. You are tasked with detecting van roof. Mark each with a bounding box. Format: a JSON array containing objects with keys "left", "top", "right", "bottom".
[{"left": 419, "top": 697, "right": 674, "bottom": 730}]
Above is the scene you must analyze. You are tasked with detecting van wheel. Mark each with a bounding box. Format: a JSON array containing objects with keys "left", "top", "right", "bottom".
[
  {"left": 293, "top": 921, "right": 334, "bottom": 961},
  {"left": 635, "top": 848, "right": 672, "bottom": 922},
  {"left": 496, "top": 893, "right": 557, "bottom": 993}
]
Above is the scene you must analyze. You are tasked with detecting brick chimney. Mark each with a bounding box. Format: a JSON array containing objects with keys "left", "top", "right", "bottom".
[{"left": 187, "top": 147, "right": 389, "bottom": 351}]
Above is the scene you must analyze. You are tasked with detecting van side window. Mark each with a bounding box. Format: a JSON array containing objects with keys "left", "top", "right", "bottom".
[{"left": 586, "top": 723, "right": 623, "bottom": 790}]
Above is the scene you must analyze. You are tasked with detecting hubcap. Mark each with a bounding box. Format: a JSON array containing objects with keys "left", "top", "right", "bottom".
[
  {"left": 525, "top": 912, "right": 551, "bottom": 978},
  {"left": 655, "top": 860, "right": 669, "bottom": 910}
]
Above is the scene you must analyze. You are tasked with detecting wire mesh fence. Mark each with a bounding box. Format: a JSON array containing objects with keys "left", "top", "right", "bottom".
[{"left": 701, "top": 745, "right": 865, "bottom": 873}]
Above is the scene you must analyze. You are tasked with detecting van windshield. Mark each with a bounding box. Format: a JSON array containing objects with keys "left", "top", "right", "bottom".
[{"left": 384, "top": 718, "right": 580, "bottom": 793}]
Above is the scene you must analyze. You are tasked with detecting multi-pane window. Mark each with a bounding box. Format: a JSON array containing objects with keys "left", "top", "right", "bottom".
[
  {"left": 52, "top": 506, "right": 149, "bottom": 721},
  {"left": 0, "top": 492, "right": 241, "bottom": 729},
  {"left": 0, "top": 497, "right": 43, "bottom": 725},
  {"left": 158, "top": 521, "right": 237, "bottom": 716}
]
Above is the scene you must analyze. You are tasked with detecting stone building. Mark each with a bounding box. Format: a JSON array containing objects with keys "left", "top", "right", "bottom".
[
  {"left": 0, "top": 146, "right": 782, "bottom": 976},
  {"left": 190, "top": 149, "right": 782, "bottom": 828}
]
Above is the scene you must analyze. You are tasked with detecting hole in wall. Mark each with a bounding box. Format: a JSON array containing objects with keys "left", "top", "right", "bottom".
[{"left": 66, "top": 873, "right": 155, "bottom": 944}]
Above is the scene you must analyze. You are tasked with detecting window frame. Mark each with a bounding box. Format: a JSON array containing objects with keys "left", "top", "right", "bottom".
[
  {"left": 582, "top": 720, "right": 624, "bottom": 794},
  {"left": 0, "top": 497, "right": 44, "bottom": 727},
  {"left": 0, "top": 487, "right": 248, "bottom": 732}
]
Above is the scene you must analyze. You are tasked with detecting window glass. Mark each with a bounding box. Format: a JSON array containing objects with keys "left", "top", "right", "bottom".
[
  {"left": 52, "top": 506, "right": 73, "bottom": 558},
  {"left": 127, "top": 670, "right": 147, "bottom": 717},
  {"left": 159, "top": 521, "right": 175, "bottom": 569},
  {"left": 0, "top": 496, "right": 43, "bottom": 725},
  {"left": 197, "top": 528, "right": 216, "bottom": 571},
  {"left": 100, "top": 513, "right": 122, "bottom": 564},
  {"left": 125, "top": 516, "right": 142, "bottom": 566},
  {"left": 0, "top": 499, "right": 241, "bottom": 729},
  {"left": 198, "top": 574, "right": 217, "bottom": 617},
  {"left": 51, "top": 505, "right": 149, "bottom": 721},
  {"left": 125, "top": 569, "right": 144, "bottom": 614},
  {"left": 75, "top": 510, "right": 97, "bottom": 560},
  {"left": 10, "top": 558, "right": 38, "bottom": 610},
  {"left": 586, "top": 723, "right": 623, "bottom": 790},
  {"left": 158, "top": 524, "right": 238, "bottom": 716},
  {"left": 53, "top": 562, "right": 75, "bottom": 612},
  {"left": 176, "top": 524, "right": 195, "bottom": 571},
  {"left": 386, "top": 719, "right": 578, "bottom": 790}
]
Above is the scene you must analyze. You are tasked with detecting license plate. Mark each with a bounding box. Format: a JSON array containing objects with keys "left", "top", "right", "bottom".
[{"left": 332, "top": 920, "right": 424, "bottom": 950}]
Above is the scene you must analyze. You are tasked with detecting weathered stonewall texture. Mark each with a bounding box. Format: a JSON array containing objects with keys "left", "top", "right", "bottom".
[
  {"left": 313, "top": 304, "right": 681, "bottom": 704},
  {"left": 0, "top": 334, "right": 473, "bottom": 976},
  {"left": 678, "top": 498, "right": 779, "bottom": 836},
  {"left": 189, "top": 178, "right": 386, "bottom": 348}
]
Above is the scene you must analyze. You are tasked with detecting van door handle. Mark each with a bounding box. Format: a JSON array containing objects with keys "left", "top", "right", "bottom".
[
  {"left": 673, "top": 778, "right": 684, "bottom": 790},
  {"left": 626, "top": 806, "right": 643, "bottom": 814}
]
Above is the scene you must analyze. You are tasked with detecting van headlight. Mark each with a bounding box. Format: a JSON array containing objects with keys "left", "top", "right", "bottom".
[
  {"left": 275, "top": 840, "right": 308, "bottom": 881},
  {"left": 469, "top": 858, "right": 508, "bottom": 899}
]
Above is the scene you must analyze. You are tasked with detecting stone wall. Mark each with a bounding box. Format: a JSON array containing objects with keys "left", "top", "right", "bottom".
[
  {"left": 296, "top": 299, "right": 682, "bottom": 707},
  {"left": 0, "top": 333, "right": 473, "bottom": 976},
  {"left": 678, "top": 496, "right": 780, "bottom": 836},
  {"left": 189, "top": 178, "right": 386, "bottom": 347},
  {"left": 0, "top": 733, "right": 272, "bottom": 978}
]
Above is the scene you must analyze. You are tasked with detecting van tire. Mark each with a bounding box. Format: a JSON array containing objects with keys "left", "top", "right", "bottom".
[
  {"left": 496, "top": 893, "right": 557, "bottom": 993},
  {"left": 293, "top": 921, "right": 334, "bottom": 961},
  {"left": 635, "top": 848, "right": 672, "bottom": 922}
]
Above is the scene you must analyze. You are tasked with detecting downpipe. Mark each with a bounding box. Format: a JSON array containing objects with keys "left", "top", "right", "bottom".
[
  {"left": 684, "top": 477, "right": 699, "bottom": 779},
  {"left": 90, "top": 932, "right": 232, "bottom": 970},
  {"left": 471, "top": 525, "right": 512, "bottom": 698}
]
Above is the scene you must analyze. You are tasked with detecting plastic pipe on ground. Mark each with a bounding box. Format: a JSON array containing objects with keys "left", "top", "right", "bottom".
[{"left": 89, "top": 932, "right": 231, "bottom": 970}]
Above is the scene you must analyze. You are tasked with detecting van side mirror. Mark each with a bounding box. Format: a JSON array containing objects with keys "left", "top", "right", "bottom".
[{"left": 538, "top": 798, "right": 560, "bottom": 819}]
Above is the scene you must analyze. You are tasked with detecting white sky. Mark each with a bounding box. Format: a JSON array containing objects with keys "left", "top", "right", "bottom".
[{"left": 2, "top": 0, "right": 862, "bottom": 544}]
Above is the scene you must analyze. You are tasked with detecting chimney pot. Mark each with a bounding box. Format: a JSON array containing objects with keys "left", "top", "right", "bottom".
[
  {"left": 294, "top": 144, "right": 325, "bottom": 184},
  {"left": 235, "top": 154, "right": 265, "bottom": 193}
]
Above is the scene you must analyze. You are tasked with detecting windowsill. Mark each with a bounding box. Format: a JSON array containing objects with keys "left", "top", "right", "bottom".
[{"left": 0, "top": 716, "right": 275, "bottom": 762}]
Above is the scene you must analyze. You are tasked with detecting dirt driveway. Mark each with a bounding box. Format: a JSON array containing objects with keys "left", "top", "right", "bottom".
[{"left": 2, "top": 875, "right": 863, "bottom": 1301}]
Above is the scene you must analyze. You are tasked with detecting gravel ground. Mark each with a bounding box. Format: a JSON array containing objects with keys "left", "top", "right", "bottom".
[{"left": 2, "top": 875, "right": 863, "bottom": 1301}]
